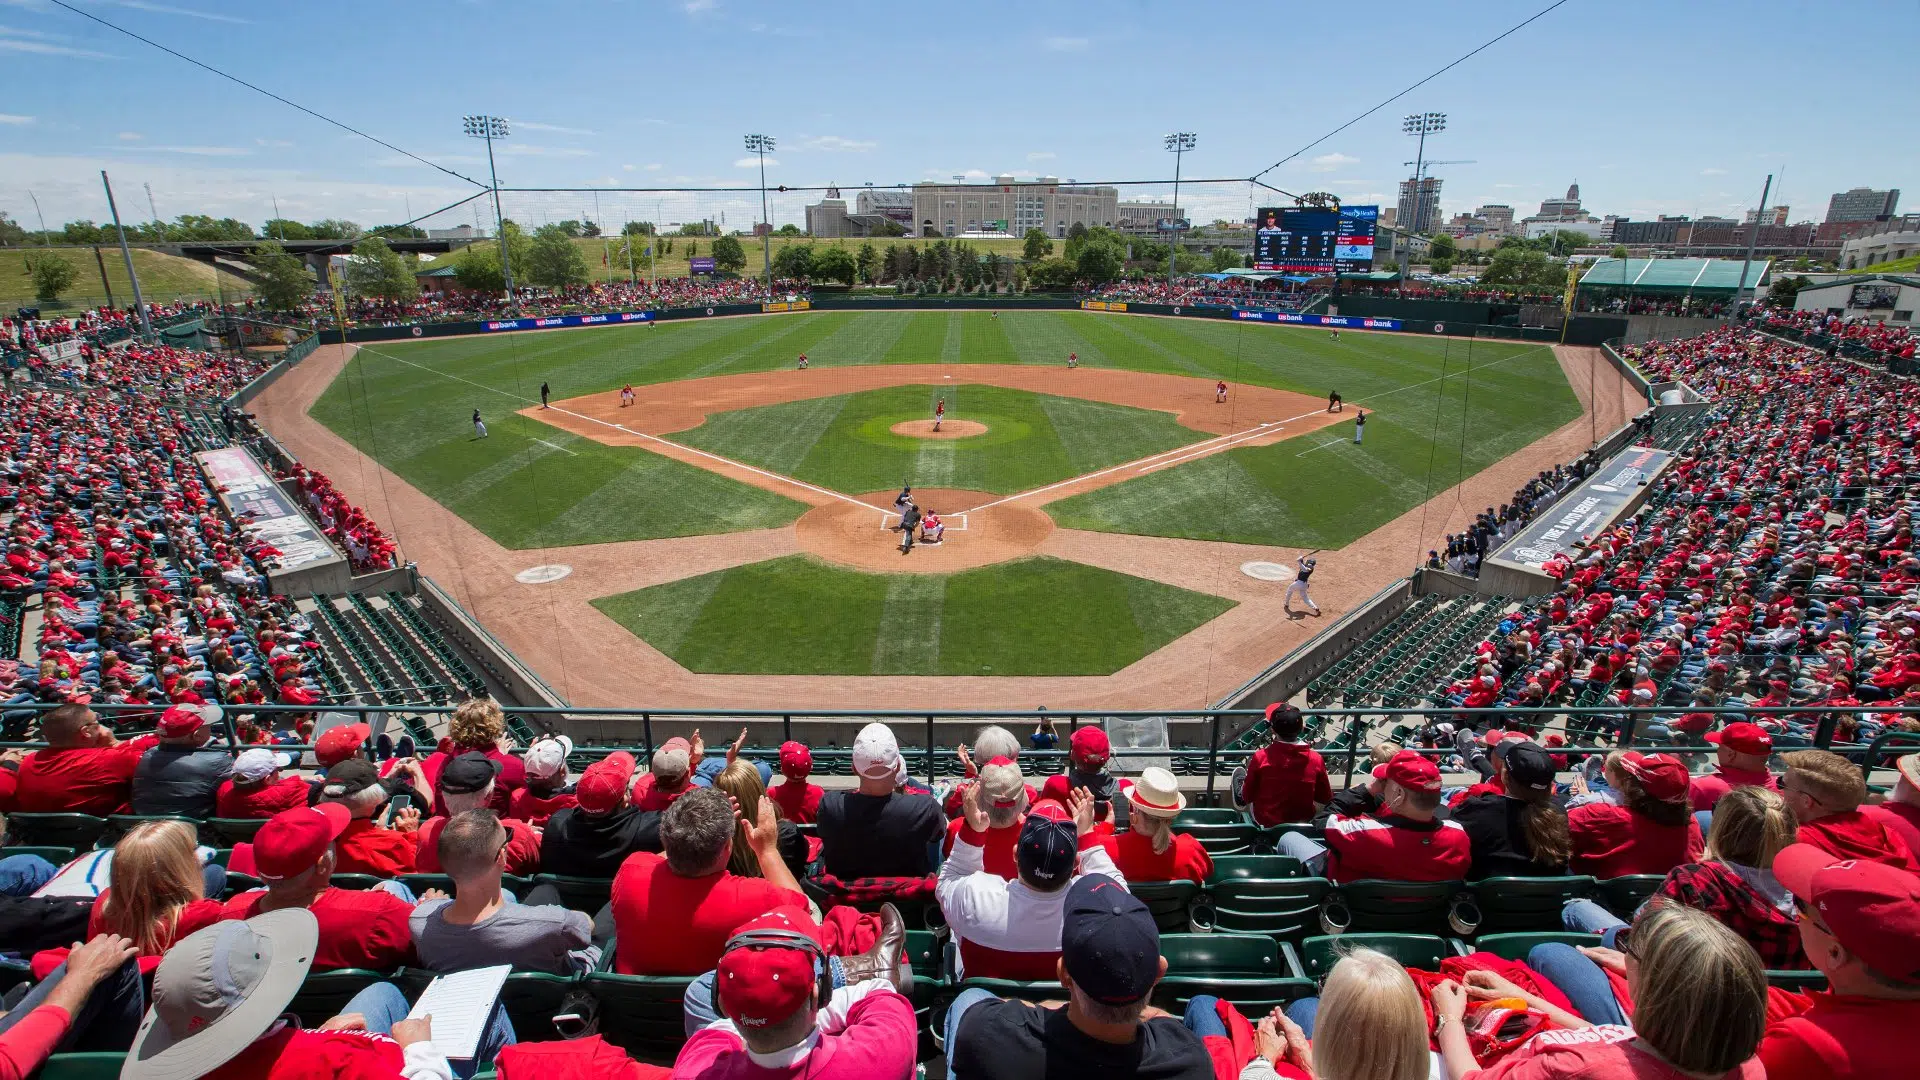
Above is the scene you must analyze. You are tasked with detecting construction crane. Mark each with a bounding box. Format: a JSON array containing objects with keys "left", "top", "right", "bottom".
[{"left": 1402, "top": 159, "right": 1477, "bottom": 168}]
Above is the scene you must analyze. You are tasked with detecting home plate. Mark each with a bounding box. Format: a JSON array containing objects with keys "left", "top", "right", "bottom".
[
  {"left": 1240, "top": 561, "right": 1294, "bottom": 582},
  {"left": 516, "top": 564, "right": 573, "bottom": 584}
]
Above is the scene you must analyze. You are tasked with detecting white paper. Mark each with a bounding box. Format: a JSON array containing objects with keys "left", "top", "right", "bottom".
[
  {"left": 35, "top": 850, "right": 113, "bottom": 898},
  {"left": 405, "top": 964, "right": 509, "bottom": 1060}
]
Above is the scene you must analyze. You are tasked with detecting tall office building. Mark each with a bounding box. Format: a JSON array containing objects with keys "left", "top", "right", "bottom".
[
  {"left": 1396, "top": 177, "right": 1444, "bottom": 235},
  {"left": 1825, "top": 187, "right": 1900, "bottom": 224}
]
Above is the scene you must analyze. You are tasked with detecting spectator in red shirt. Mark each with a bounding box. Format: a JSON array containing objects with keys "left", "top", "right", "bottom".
[
  {"left": 412, "top": 754, "right": 540, "bottom": 875},
  {"left": 942, "top": 757, "right": 1030, "bottom": 880},
  {"left": 1862, "top": 752, "right": 1920, "bottom": 856},
  {"left": 1110, "top": 768, "right": 1213, "bottom": 884},
  {"left": 1236, "top": 704, "right": 1330, "bottom": 828},
  {"left": 767, "top": 741, "right": 824, "bottom": 825},
  {"left": 214, "top": 748, "right": 308, "bottom": 819},
  {"left": 610, "top": 787, "right": 809, "bottom": 976},
  {"left": 316, "top": 759, "right": 420, "bottom": 878},
  {"left": 7, "top": 703, "right": 156, "bottom": 815},
  {"left": 1568, "top": 752, "right": 1705, "bottom": 878},
  {"left": 1283, "top": 751, "right": 1471, "bottom": 884},
  {"left": 220, "top": 802, "right": 418, "bottom": 971},
  {"left": 312, "top": 721, "right": 370, "bottom": 770},
  {"left": 507, "top": 735, "right": 577, "bottom": 827},
  {"left": 31, "top": 821, "right": 225, "bottom": 981},
  {"left": 631, "top": 735, "right": 700, "bottom": 812},
  {"left": 1690, "top": 722, "right": 1780, "bottom": 811},
  {"left": 1781, "top": 749, "right": 1919, "bottom": 871},
  {"left": 422, "top": 699, "right": 527, "bottom": 813},
  {"left": 1760, "top": 843, "right": 1920, "bottom": 1079}
]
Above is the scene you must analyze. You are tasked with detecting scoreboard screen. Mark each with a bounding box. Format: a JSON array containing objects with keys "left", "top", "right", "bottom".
[{"left": 1253, "top": 205, "right": 1378, "bottom": 274}]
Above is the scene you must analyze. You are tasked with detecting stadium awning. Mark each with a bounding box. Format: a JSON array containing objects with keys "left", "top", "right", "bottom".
[
  {"left": 1338, "top": 271, "right": 1401, "bottom": 282},
  {"left": 1577, "top": 257, "right": 1770, "bottom": 295}
]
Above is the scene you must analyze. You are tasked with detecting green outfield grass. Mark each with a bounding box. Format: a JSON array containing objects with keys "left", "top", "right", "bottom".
[
  {"left": 0, "top": 246, "right": 255, "bottom": 311},
  {"left": 313, "top": 310, "right": 1577, "bottom": 549},
  {"left": 673, "top": 383, "right": 1208, "bottom": 495},
  {"left": 590, "top": 554, "right": 1235, "bottom": 675}
]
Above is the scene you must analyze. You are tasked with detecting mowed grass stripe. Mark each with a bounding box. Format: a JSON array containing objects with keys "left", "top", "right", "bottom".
[{"left": 590, "top": 555, "right": 1234, "bottom": 676}]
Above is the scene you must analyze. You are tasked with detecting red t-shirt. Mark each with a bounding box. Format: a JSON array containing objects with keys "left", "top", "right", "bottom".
[
  {"left": 768, "top": 780, "right": 824, "bottom": 825},
  {"left": 215, "top": 777, "right": 311, "bottom": 819},
  {"left": 1568, "top": 803, "right": 1704, "bottom": 878},
  {"left": 203, "top": 1026, "right": 408, "bottom": 1080},
  {"left": 1795, "top": 810, "right": 1920, "bottom": 872},
  {"left": 1239, "top": 742, "right": 1331, "bottom": 828},
  {"left": 1322, "top": 813, "right": 1471, "bottom": 884},
  {"left": 8, "top": 737, "right": 158, "bottom": 815},
  {"left": 1688, "top": 765, "right": 1779, "bottom": 811},
  {"left": 221, "top": 887, "right": 415, "bottom": 971},
  {"left": 422, "top": 747, "right": 526, "bottom": 800},
  {"left": 1109, "top": 829, "right": 1214, "bottom": 884},
  {"left": 411, "top": 816, "right": 541, "bottom": 875},
  {"left": 1862, "top": 801, "right": 1920, "bottom": 859},
  {"left": 506, "top": 787, "right": 577, "bottom": 827},
  {"left": 1478, "top": 1024, "right": 1762, "bottom": 1079},
  {"left": 942, "top": 817, "right": 1022, "bottom": 880},
  {"left": 629, "top": 773, "right": 692, "bottom": 813},
  {"left": 1759, "top": 987, "right": 1920, "bottom": 1079},
  {"left": 330, "top": 818, "right": 417, "bottom": 878},
  {"left": 609, "top": 852, "right": 808, "bottom": 975}
]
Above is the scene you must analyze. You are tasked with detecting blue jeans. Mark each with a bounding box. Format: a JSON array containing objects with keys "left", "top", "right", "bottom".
[
  {"left": 683, "top": 956, "right": 846, "bottom": 1036},
  {"left": 375, "top": 879, "right": 417, "bottom": 904},
  {"left": 0, "top": 957, "right": 144, "bottom": 1052},
  {"left": 1562, "top": 898, "right": 1630, "bottom": 946},
  {"left": 1526, "top": 943, "right": 1625, "bottom": 1027},
  {"left": 1283, "top": 996, "right": 1320, "bottom": 1037},
  {"left": 0, "top": 855, "right": 58, "bottom": 897},
  {"left": 339, "top": 980, "right": 514, "bottom": 1079},
  {"left": 1694, "top": 810, "right": 1713, "bottom": 836},
  {"left": 1275, "top": 832, "right": 1328, "bottom": 876},
  {"left": 1182, "top": 994, "right": 1228, "bottom": 1039},
  {"left": 944, "top": 987, "right": 998, "bottom": 1076}
]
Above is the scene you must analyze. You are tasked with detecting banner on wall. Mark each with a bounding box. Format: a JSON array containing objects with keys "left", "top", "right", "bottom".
[
  {"left": 761, "top": 300, "right": 812, "bottom": 313},
  {"left": 480, "top": 310, "right": 656, "bottom": 333},
  {"left": 1080, "top": 300, "right": 1129, "bottom": 312},
  {"left": 194, "top": 447, "right": 343, "bottom": 573},
  {"left": 1230, "top": 310, "right": 1403, "bottom": 331}
]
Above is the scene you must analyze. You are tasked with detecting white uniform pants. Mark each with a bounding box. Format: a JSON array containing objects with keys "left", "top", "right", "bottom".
[{"left": 1286, "top": 579, "right": 1317, "bottom": 611}]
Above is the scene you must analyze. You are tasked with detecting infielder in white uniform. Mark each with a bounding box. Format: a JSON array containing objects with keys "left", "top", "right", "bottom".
[{"left": 1285, "top": 555, "right": 1320, "bottom": 615}]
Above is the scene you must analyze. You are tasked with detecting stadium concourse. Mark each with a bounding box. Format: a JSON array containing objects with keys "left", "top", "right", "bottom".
[{"left": 4, "top": 312, "right": 1920, "bottom": 1078}]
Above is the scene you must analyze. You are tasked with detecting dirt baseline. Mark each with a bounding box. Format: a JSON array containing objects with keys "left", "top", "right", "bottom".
[
  {"left": 891, "top": 419, "right": 987, "bottom": 440},
  {"left": 794, "top": 488, "right": 1055, "bottom": 573}
]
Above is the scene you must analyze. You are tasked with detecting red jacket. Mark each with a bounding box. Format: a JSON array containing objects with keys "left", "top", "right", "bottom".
[
  {"left": 1568, "top": 803, "right": 1704, "bottom": 878},
  {"left": 1109, "top": 828, "right": 1214, "bottom": 884},
  {"left": 1239, "top": 742, "right": 1331, "bottom": 828},
  {"left": 1796, "top": 810, "right": 1920, "bottom": 872},
  {"left": 1322, "top": 813, "right": 1471, "bottom": 884}
]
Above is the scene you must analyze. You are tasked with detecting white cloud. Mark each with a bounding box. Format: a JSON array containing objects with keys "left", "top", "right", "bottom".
[
  {"left": 514, "top": 120, "right": 597, "bottom": 136},
  {"left": 367, "top": 152, "right": 484, "bottom": 168},
  {"left": 734, "top": 156, "right": 779, "bottom": 168},
  {"left": 1027, "top": 151, "right": 1055, "bottom": 162},
  {"left": 254, "top": 138, "right": 293, "bottom": 148},
  {"left": 101, "top": 0, "right": 250, "bottom": 23},
  {"left": 1701, "top": 167, "right": 1727, "bottom": 176},
  {"left": 621, "top": 164, "right": 636, "bottom": 171},
  {"left": 645, "top": 163, "right": 662, "bottom": 170},
  {"left": 1310, "top": 153, "right": 1358, "bottom": 172},
  {"left": 798, "top": 135, "right": 875, "bottom": 152},
  {"left": 116, "top": 131, "right": 142, "bottom": 140},
  {"left": 682, "top": 0, "right": 716, "bottom": 11},
  {"left": 0, "top": 113, "right": 31, "bottom": 125},
  {"left": 499, "top": 145, "right": 593, "bottom": 158},
  {"left": 141, "top": 145, "right": 252, "bottom": 156},
  {"left": 0, "top": 25, "right": 116, "bottom": 58},
  {"left": 1043, "top": 36, "right": 1087, "bottom": 51}
]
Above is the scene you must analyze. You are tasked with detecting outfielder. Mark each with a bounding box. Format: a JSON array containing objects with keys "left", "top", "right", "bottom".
[
  {"left": 471, "top": 409, "right": 488, "bottom": 439},
  {"left": 1353, "top": 408, "right": 1367, "bottom": 445},
  {"left": 1285, "top": 555, "right": 1320, "bottom": 615}
]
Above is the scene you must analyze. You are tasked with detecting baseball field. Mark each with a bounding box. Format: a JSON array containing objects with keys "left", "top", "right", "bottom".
[{"left": 305, "top": 309, "right": 1580, "bottom": 678}]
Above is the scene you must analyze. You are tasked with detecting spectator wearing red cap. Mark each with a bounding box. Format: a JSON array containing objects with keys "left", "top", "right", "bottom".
[
  {"left": 1066, "top": 725, "right": 1124, "bottom": 827},
  {"left": 611, "top": 788, "right": 809, "bottom": 976},
  {"left": 670, "top": 907, "right": 917, "bottom": 1080},
  {"left": 1236, "top": 704, "right": 1330, "bottom": 829},
  {"left": 215, "top": 748, "right": 307, "bottom": 819},
  {"left": 1288, "top": 751, "right": 1470, "bottom": 884},
  {"left": 5, "top": 703, "right": 157, "bottom": 815},
  {"left": 1690, "top": 723, "right": 1780, "bottom": 812},
  {"left": 817, "top": 723, "right": 944, "bottom": 880},
  {"left": 1862, "top": 753, "right": 1920, "bottom": 856},
  {"left": 942, "top": 757, "right": 1030, "bottom": 880},
  {"left": 130, "top": 704, "right": 231, "bottom": 818},
  {"left": 539, "top": 751, "right": 663, "bottom": 879},
  {"left": 767, "top": 741, "right": 824, "bottom": 825},
  {"left": 412, "top": 754, "right": 540, "bottom": 876},
  {"left": 1759, "top": 843, "right": 1920, "bottom": 1078},
  {"left": 221, "top": 803, "right": 417, "bottom": 971},
  {"left": 632, "top": 735, "right": 700, "bottom": 813},
  {"left": 316, "top": 759, "right": 420, "bottom": 878},
  {"left": 1111, "top": 768, "right": 1213, "bottom": 884},
  {"left": 508, "top": 735, "right": 577, "bottom": 827},
  {"left": 312, "top": 722, "right": 371, "bottom": 770},
  {"left": 1780, "top": 749, "right": 1920, "bottom": 871},
  {"left": 1567, "top": 752, "right": 1704, "bottom": 879},
  {"left": 938, "top": 783, "right": 1127, "bottom": 981}
]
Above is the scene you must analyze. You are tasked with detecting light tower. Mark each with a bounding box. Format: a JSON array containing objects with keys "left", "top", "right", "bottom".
[
  {"left": 1400, "top": 111, "right": 1446, "bottom": 270},
  {"left": 1163, "top": 132, "right": 1196, "bottom": 287},
  {"left": 462, "top": 115, "right": 514, "bottom": 297},
  {"left": 745, "top": 134, "right": 776, "bottom": 297}
]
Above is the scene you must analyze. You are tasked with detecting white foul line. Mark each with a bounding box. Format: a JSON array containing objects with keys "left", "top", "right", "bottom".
[{"left": 530, "top": 438, "right": 579, "bottom": 457}]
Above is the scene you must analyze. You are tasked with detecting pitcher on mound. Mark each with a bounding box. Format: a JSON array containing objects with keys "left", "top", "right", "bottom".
[{"left": 933, "top": 397, "right": 946, "bottom": 432}]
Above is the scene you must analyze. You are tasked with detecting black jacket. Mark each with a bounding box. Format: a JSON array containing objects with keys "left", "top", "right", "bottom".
[
  {"left": 539, "top": 805, "right": 662, "bottom": 878},
  {"left": 1313, "top": 785, "right": 1379, "bottom": 830},
  {"left": 1452, "top": 793, "right": 1570, "bottom": 879}
]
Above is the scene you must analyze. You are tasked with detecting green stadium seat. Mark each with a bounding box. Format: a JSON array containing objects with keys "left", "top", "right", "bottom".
[
  {"left": 954, "top": 976, "right": 1063, "bottom": 1003},
  {"left": 1157, "top": 932, "right": 1310, "bottom": 1011},
  {"left": 33, "top": 1053, "right": 127, "bottom": 1080},
  {"left": 1330, "top": 879, "right": 1466, "bottom": 935},
  {"left": 1298, "top": 933, "right": 1449, "bottom": 980},
  {"left": 1459, "top": 932, "right": 1600, "bottom": 961},
  {"left": 1193, "top": 875, "right": 1330, "bottom": 940},
  {"left": 395, "top": 873, "right": 536, "bottom": 900},
  {"left": 1173, "top": 808, "right": 1241, "bottom": 826},
  {"left": 103, "top": 814, "right": 205, "bottom": 845},
  {"left": 1469, "top": 876, "right": 1596, "bottom": 935},
  {"left": 327, "top": 874, "right": 387, "bottom": 892},
  {"left": 1207, "top": 854, "right": 1307, "bottom": 881},
  {"left": 584, "top": 970, "right": 696, "bottom": 1060},
  {"left": 287, "top": 969, "right": 389, "bottom": 1024},
  {"left": 206, "top": 817, "right": 269, "bottom": 845},
  {"left": 1129, "top": 880, "right": 1199, "bottom": 934},
  {"left": 531, "top": 874, "right": 614, "bottom": 915},
  {"left": 3, "top": 813, "right": 108, "bottom": 852},
  {"left": 1765, "top": 969, "right": 1828, "bottom": 992},
  {"left": 1597, "top": 875, "right": 1666, "bottom": 921},
  {"left": 1177, "top": 823, "right": 1257, "bottom": 857}
]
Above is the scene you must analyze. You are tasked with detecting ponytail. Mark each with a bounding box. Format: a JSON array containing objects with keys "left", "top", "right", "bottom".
[{"left": 1516, "top": 788, "right": 1572, "bottom": 869}]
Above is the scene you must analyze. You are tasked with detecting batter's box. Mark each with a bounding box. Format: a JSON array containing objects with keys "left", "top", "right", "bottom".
[{"left": 879, "top": 511, "right": 969, "bottom": 532}]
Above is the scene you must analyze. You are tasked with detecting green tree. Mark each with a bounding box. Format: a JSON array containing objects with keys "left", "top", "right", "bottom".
[
  {"left": 871, "top": 219, "right": 906, "bottom": 237},
  {"left": 581, "top": 221, "right": 602, "bottom": 238},
  {"left": 26, "top": 252, "right": 79, "bottom": 303},
  {"left": 772, "top": 244, "right": 815, "bottom": 279},
  {"left": 711, "top": 234, "right": 747, "bottom": 272},
  {"left": 371, "top": 224, "right": 428, "bottom": 239},
  {"left": 1026, "top": 258, "right": 1077, "bottom": 290},
  {"left": 343, "top": 236, "right": 419, "bottom": 302},
  {"left": 1022, "top": 228, "right": 1053, "bottom": 261},
  {"left": 1609, "top": 245, "right": 1630, "bottom": 260},
  {"left": 1768, "top": 274, "right": 1811, "bottom": 307},
  {"left": 453, "top": 223, "right": 532, "bottom": 293},
  {"left": 812, "top": 246, "right": 857, "bottom": 284},
  {"left": 1428, "top": 233, "right": 1457, "bottom": 262},
  {"left": 1209, "top": 246, "right": 1242, "bottom": 272},
  {"left": 1543, "top": 230, "right": 1591, "bottom": 258},
  {"left": 525, "top": 224, "right": 590, "bottom": 287},
  {"left": 551, "top": 220, "right": 586, "bottom": 238},
  {"left": 622, "top": 221, "right": 655, "bottom": 236},
  {"left": 1481, "top": 246, "right": 1567, "bottom": 290},
  {"left": 249, "top": 241, "right": 316, "bottom": 310},
  {"left": 855, "top": 242, "right": 880, "bottom": 284},
  {"left": 1067, "top": 222, "right": 1088, "bottom": 245},
  {"left": 776, "top": 223, "right": 803, "bottom": 237},
  {"left": 261, "top": 218, "right": 312, "bottom": 240},
  {"left": 1073, "top": 238, "right": 1125, "bottom": 283},
  {"left": 61, "top": 220, "right": 106, "bottom": 245},
  {"left": 0, "top": 212, "right": 26, "bottom": 246},
  {"left": 307, "top": 219, "right": 361, "bottom": 240}
]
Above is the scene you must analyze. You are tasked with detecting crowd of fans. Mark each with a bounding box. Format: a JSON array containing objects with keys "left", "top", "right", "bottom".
[
  {"left": 280, "top": 276, "right": 806, "bottom": 330},
  {"left": 1577, "top": 295, "right": 1733, "bottom": 318},
  {"left": 1088, "top": 276, "right": 1318, "bottom": 312},
  {"left": 277, "top": 465, "right": 397, "bottom": 573},
  {"left": 1759, "top": 306, "right": 1915, "bottom": 362},
  {"left": 1427, "top": 459, "right": 1602, "bottom": 578}
]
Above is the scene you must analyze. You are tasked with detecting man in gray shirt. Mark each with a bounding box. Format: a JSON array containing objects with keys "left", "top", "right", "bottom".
[
  {"left": 410, "top": 809, "right": 598, "bottom": 975},
  {"left": 131, "top": 704, "right": 232, "bottom": 817}
]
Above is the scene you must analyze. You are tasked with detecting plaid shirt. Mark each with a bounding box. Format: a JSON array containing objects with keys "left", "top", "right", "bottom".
[
  {"left": 1658, "top": 861, "right": 1810, "bottom": 970},
  {"left": 810, "top": 873, "right": 938, "bottom": 904}
]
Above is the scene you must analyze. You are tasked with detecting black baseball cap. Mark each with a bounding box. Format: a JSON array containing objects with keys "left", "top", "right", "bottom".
[
  {"left": 1495, "top": 740, "right": 1556, "bottom": 792},
  {"left": 320, "top": 758, "right": 381, "bottom": 799},
  {"left": 440, "top": 751, "right": 502, "bottom": 795},
  {"left": 1062, "top": 876, "right": 1161, "bottom": 1004},
  {"left": 1016, "top": 815, "right": 1077, "bottom": 886}
]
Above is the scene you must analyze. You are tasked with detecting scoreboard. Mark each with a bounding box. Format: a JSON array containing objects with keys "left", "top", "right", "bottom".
[{"left": 1253, "top": 205, "right": 1379, "bottom": 274}]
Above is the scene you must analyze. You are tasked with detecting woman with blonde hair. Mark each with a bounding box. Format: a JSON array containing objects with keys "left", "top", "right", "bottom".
[
  {"left": 1432, "top": 903, "right": 1767, "bottom": 1078},
  {"left": 1111, "top": 767, "right": 1213, "bottom": 884},
  {"left": 71, "top": 822, "right": 225, "bottom": 975},
  {"left": 1269, "top": 947, "right": 1431, "bottom": 1080},
  {"left": 709, "top": 758, "right": 808, "bottom": 880},
  {"left": 424, "top": 696, "right": 525, "bottom": 811}
]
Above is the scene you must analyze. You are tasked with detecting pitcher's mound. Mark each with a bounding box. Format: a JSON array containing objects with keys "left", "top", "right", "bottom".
[
  {"left": 794, "top": 488, "right": 1053, "bottom": 573},
  {"left": 890, "top": 419, "right": 987, "bottom": 440}
]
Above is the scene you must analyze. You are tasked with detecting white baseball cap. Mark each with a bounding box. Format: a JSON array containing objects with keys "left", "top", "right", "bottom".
[
  {"left": 852, "top": 722, "right": 906, "bottom": 783},
  {"left": 231, "top": 747, "right": 292, "bottom": 785},
  {"left": 524, "top": 735, "right": 574, "bottom": 782}
]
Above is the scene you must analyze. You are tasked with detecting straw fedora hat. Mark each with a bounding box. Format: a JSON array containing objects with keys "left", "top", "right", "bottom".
[{"left": 1125, "top": 766, "right": 1186, "bottom": 818}]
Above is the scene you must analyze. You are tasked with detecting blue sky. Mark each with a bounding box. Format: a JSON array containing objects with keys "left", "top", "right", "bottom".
[{"left": 1, "top": 0, "right": 1913, "bottom": 233}]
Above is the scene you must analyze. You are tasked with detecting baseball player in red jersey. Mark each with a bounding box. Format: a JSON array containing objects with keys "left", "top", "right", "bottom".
[
  {"left": 619, "top": 383, "right": 635, "bottom": 408},
  {"left": 1067, "top": 351, "right": 1078, "bottom": 369},
  {"left": 1216, "top": 380, "right": 1229, "bottom": 403},
  {"left": 933, "top": 397, "right": 946, "bottom": 432},
  {"left": 797, "top": 353, "right": 809, "bottom": 370}
]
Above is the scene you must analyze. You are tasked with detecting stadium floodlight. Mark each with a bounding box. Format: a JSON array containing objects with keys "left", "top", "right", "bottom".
[
  {"left": 463, "top": 114, "right": 515, "bottom": 297},
  {"left": 1400, "top": 112, "right": 1446, "bottom": 238},
  {"left": 745, "top": 134, "right": 776, "bottom": 295},
  {"left": 1163, "top": 132, "right": 1197, "bottom": 287}
]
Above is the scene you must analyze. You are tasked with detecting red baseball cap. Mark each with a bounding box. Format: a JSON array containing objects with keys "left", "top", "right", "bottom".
[
  {"left": 157, "top": 703, "right": 217, "bottom": 738},
  {"left": 576, "top": 752, "right": 637, "bottom": 814},
  {"left": 1774, "top": 843, "right": 1920, "bottom": 980},
  {"left": 778, "top": 741, "right": 813, "bottom": 780},
  {"left": 1706, "top": 722, "right": 1773, "bottom": 756},
  {"left": 253, "top": 802, "right": 351, "bottom": 881},
  {"left": 1620, "top": 752, "right": 1690, "bottom": 802},
  {"left": 715, "top": 907, "right": 822, "bottom": 1029},
  {"left": 1372, "top": 750, "right": 1441, "bottom": 794},
  {"left": 313, "top": 723, "right": 371, "bottom": 768},
  {"left": 1070, "top": 726, "right": 1110, "bottom": 766}
]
